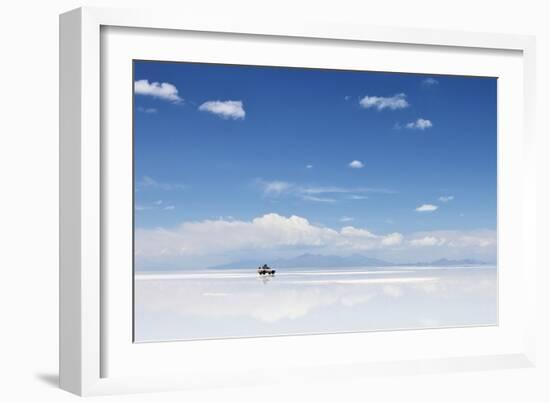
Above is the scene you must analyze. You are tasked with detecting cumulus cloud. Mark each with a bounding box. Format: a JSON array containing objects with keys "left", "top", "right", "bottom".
[
  {"left": 359, "top": 93, "right": 409, "bottom": 111},
  {"left": 135, "top": 213, "right": 404, "bottom": 261},
  {"left": 406, "top": 118, "right": 433, "bottom": 130},
  {"left": 340, "top": 226, "right": 377, "bottom": 238},
  {"left": 415, "top": 204, "right": 438, "bottom": 212},
  {"left": 410, "top": 236, "right": 442, "bottom": 246},
  {"left": 134, "top": 214, "right": 496, "bottom": 269},
  {"left": 381, "top": 232, "right": 404, "bottom": 246},
  {"left": 198, "top": 100, "right": 245, "bottom": 119},
  {"left": 408, "top": 230, "right": 496, "bottom": 250},
  {"left": 422, "top": 77, "right": 439, "bottom": 86},
  {"left": 134, "top": 79, "right": 182, "bottom": 103},
  {"left": 348, "top": 160, "right": 365, "bottom": 169},
  {"left": 136, "top": 214, "right": 336, "bottom": 258}
]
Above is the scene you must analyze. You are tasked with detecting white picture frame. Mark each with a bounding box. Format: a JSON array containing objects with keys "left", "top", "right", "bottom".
[{"left": 59, "top": 6, "right": 537, "bottom": 396}]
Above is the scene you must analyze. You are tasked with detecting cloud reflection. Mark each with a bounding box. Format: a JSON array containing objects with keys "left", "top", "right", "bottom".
[{"left": 135, "top": 266, "right": 497, "bottom": 341}]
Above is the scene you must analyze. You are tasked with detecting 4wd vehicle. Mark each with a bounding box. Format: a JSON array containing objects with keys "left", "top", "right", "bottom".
[{"left": 257, "top": 264, "right": 276, "bottom": 275}]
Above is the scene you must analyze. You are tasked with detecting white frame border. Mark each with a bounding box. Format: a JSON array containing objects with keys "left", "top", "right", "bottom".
[{"left": 59, "top": 6, "right": 537, "bottom": 396}]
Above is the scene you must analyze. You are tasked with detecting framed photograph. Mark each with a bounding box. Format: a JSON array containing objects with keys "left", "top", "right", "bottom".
[
  {"left": 60, "top": 7, "right": 537, "bottom": 396},
  {"left": 132, "top": 61, "right": 500, "bottom": 342}
]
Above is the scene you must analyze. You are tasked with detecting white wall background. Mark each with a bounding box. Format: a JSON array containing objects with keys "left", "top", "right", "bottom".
[{"left": 0, "top": 0, "right": 548, "bottom": 401}]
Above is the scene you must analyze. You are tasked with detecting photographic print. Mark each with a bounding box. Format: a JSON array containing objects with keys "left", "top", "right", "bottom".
[{"left": 133, "top": 61, "right": 497, "bottom": 342}]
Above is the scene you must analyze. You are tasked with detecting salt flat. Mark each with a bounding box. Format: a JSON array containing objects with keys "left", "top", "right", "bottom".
[{"left": 134, "top": 266, "right": 497, "bottom": 342}]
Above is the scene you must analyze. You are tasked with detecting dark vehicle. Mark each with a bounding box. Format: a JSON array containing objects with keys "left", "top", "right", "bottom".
[{"left": 257, "top": 264, "right": 276, "bottom": 276}]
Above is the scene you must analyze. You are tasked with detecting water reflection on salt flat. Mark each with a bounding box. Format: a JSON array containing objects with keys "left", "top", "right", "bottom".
[{"left": 134, "top": 266, "right": 497, "bottom": 342}]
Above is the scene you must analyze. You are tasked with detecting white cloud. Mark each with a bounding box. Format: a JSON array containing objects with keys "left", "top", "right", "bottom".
[
  {"left": 415, "top": 204, "right": 438, "bottom": 212},
  {"left": 198, "top": 100, "right": 245, "bottom": 120},
  {"left": 135, "top": 214, "right": 496, "bottom": 268},
  {"left": 359, "top": 93, "right": 409, "bottom": 111},
  {"left": 410, "top": 236, "right": 441, "bottom": 246},
  {"left": 137, "top": 107, "right": 158, "bottom": 114},
  {"left": 381, "top": 232, "right": 404, "bottom": 246},
  {"left": 301, "top": 186, "right": 386, "bottom": 195},
  {"left": 348, "top": 160, "right": 365, "bottom": 169},
  {"left": 409, "top": 230, "right": 496, "bottom": 249},
  {"left": 136, "top": 214, "right": 335, "bottom": 258},
  {"left": 439, "top": 195, "right": 454, "bottom": 202},
  {"left": 301, "top": 195, "right": 336, "bottom": 203},
  {"left": 256, "top": 180, "right": 391, "bottom": 202},
  {"left": 137, "top": 176, "right": 186, "bottom": 191},
  {"left": 422, "top": 77, "right": 439, "bottom": 86},
  {"left": 261, "top": 180, "right": 292, "bottom": 196},
  {"left": 306, "top": 164, "right": 313, "bottom": 169},
  {"left": 406, "top": 118, "right": 433, "bottom": 130},
  {"left": 340, "top": 226, "right": 377, "bottom": 238},
  {"left": 392, "top": 229, "right": 496, "bottom": 263},
  {"left": 135, "top": 199, "right": 176, "bottom": 211},
  {"left": 339, "top": 216, "right": 354, "bottom": 222},
  {"left": 135, "top": 213, "right": 405, "bottom": 260},
  {"left": 134, "top": 80, "right": 182, "bottom": 103}
]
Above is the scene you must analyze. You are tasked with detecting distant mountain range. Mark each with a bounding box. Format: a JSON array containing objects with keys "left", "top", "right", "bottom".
[
  {"left": 209, "top": 253, "right": 488, "bottom": 269},
  {"left": 407, "top": 258, "right": 487, "bottom": 267}
]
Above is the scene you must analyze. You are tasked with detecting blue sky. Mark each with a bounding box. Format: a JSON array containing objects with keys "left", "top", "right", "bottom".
[{"left": 133, "top": 60, "right": 497, "bottom": 268}]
